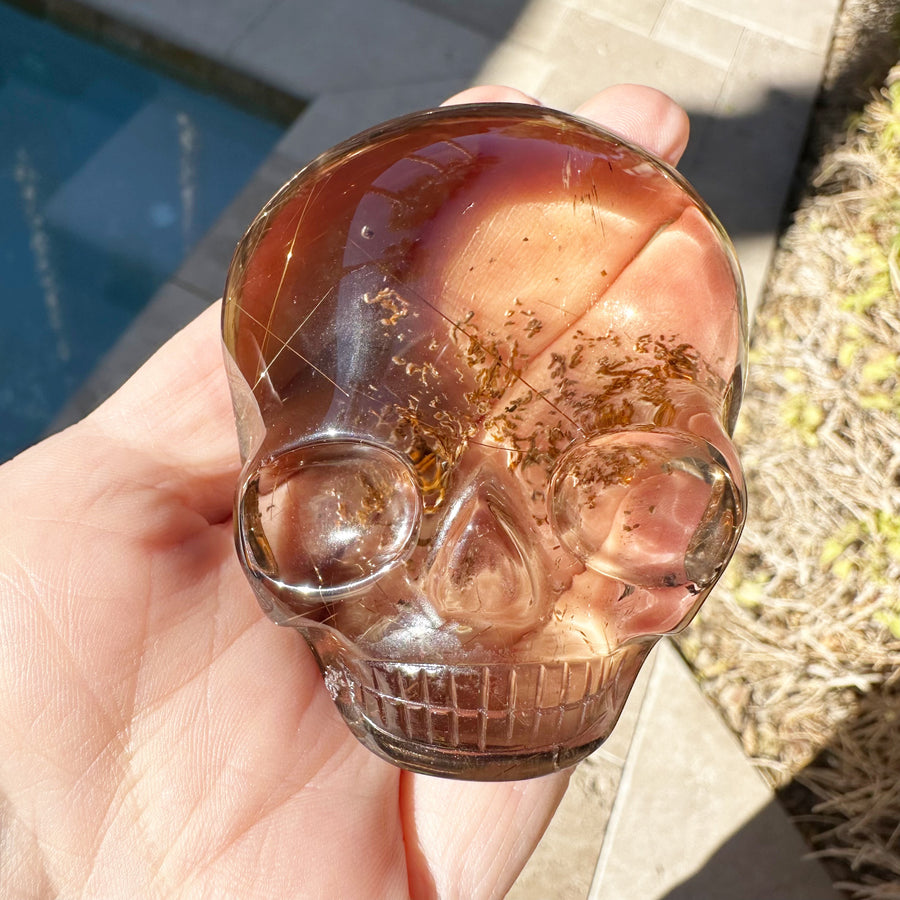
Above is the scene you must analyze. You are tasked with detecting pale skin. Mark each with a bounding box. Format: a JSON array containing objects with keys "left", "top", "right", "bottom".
[{"left": 0, "top": 85, "right": 689, "bottom": 899}]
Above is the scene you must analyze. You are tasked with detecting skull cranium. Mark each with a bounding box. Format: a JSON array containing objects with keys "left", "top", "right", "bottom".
[{"left": 222, "top": 103, "right": 746, "bottom": 779}]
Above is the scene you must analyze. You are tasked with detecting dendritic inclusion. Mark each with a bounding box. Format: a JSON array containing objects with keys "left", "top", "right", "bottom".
[{"left": 223, "top": 103, "right": 747, "bottom": 778}]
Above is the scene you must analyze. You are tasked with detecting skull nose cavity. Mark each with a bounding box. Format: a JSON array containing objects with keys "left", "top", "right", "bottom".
[
  {"left": 549, "top": 427, "right": 744, "bottom": 590},
  {"left": 238, "top": 440, "right": 422, "bottom": 599},
  {"left": 427, "top": 483, "right": 540, "bottom": 639}
]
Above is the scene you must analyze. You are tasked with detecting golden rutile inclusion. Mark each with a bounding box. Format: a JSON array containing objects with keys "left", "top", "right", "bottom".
[{"left": 222, "top": 103, "right": 747, "bottom": 779}]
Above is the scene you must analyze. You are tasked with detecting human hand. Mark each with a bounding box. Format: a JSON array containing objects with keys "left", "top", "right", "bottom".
[{"left": 0, "top": 85, "right": 689, "bottom": 899}]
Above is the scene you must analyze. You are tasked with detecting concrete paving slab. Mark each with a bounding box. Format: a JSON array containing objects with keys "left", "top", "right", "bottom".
[
  {"left": 501, "top": 0, "right": 569, "bottom": 55},
  {"left": 589, "top": 641, "right": 842, "bottom": 900},
  {"left": 537, "top": 8, "right": 728, "bottom": 115},
  {"left": 653, "top": 0, "right": 745, "bottom": 70},
  {"left": 499, "top": 0, "right": 841, "bottom": 321},
  {"left": 679, "top": 26, "right": 826, "bottom": 319},
  {"left": 404, "top": 0, "right": 531, "bottom": 40},
  {"left": 509, "top": 646, "right": 660, "bottom": 900},
  {"left": 274, "top": 80, "right": 470, "bottom": 167},
  {"left": 509, "top": 752, "right": 624, "bottom": 900},
  {"left": 722, "top": 28, "right": 826, "bottom": 110},
  {"left": 474, "top": 41, "right": 554, "bottom": 99},
  {"left": 70, "top": 0, "right": 282, "bottom": 59},
  {"left": 686, "top": 0, "right": 840, "bottom": 54},
  {"left": 565, "top": 0, "right": 668, "bottom": 36},
  {"left": 226, "top": 0, "right": 493, "bottom": 96},
  {"left": 175, "top": 222, "right": 245, "bottom": 303},
  {"left": 723, "top": 234, "right": 777, "bottom": 324}
]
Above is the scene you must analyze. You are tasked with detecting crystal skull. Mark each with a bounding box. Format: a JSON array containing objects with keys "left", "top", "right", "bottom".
[{"left": 222, "top": 103, "right": 747, "bottom": 780}]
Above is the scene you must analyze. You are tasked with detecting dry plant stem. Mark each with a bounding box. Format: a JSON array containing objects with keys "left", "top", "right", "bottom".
[{"left": 677, "top": 56, "right": 900, "bottom": 898}]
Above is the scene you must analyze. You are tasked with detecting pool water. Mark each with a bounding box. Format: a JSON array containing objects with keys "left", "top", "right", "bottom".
[{"left": 0, "top": 3, "right": 285, "bottom": 461}]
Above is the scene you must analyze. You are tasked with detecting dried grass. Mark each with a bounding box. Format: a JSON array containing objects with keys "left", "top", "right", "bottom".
[{"left": 677, "top": 62, "right": 900, "bottom": 897}]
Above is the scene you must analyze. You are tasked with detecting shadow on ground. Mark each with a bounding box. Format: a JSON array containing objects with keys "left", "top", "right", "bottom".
[
  {"left": 670, "top": 6, "right": 900, "bottom": 896},
  {"left": 777, "top": 681, "right": 900, "bottom": 895},
  {"left": 661, "top": 799, "right": 842, "bottom": 900},
  {"left": 664, "top": 682, "right": 900, "bottom": 899}
]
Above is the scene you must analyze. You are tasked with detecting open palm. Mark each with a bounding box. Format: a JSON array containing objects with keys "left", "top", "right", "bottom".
[{"left": 0, "top": 85, "right": 688, "bottom": 899}]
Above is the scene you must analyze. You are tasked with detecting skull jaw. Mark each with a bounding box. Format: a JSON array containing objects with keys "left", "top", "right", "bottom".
[
  {"left": 298, "top": 620, "right": 653, "bottom": 780},
  {"left": 234, "top": 461, "right": 728, "bottom": 779},
  {"left": 236, "top": 500, "right": 731, "bottom": 777}
]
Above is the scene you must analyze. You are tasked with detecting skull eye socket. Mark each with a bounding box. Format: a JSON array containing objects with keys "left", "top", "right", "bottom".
[
  {"left": 238, "top": 440, "right": 422, "bottom": 599},
  {"left": 548, "top": 427, "right": 744, "bottom": 591}
]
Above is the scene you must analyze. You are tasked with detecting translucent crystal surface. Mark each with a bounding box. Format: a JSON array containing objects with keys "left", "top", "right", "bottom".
[{"left": 223, "top": 103, "right": 747, "bottom": 779}]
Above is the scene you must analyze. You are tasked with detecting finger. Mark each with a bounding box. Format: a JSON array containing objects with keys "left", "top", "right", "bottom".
[
  {"left": 574, "top": 84, "right": 690, "bottom": 167},
  {"left": 441, "top": 85, "right": 541, "bottom": 107},
  {"left": 444, "top": 84, "right": 689, "bottom": 168},
  {"left": 402, "top": 769, "right": 570, "bottom": 900}
]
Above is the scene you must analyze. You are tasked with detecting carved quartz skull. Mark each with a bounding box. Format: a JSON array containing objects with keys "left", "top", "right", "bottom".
[{"left": 222, "top": 103, "right": 746, "bottom": 780}]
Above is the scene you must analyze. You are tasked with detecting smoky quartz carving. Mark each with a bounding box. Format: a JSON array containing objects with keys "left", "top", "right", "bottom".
[{"left": 222, "top": 103, "right": 747, "bottom": 780}]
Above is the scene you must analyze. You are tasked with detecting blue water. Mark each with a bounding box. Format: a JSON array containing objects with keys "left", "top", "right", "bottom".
[{"left": 0, "top": 3, "right": 285, "bottom": 461}]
